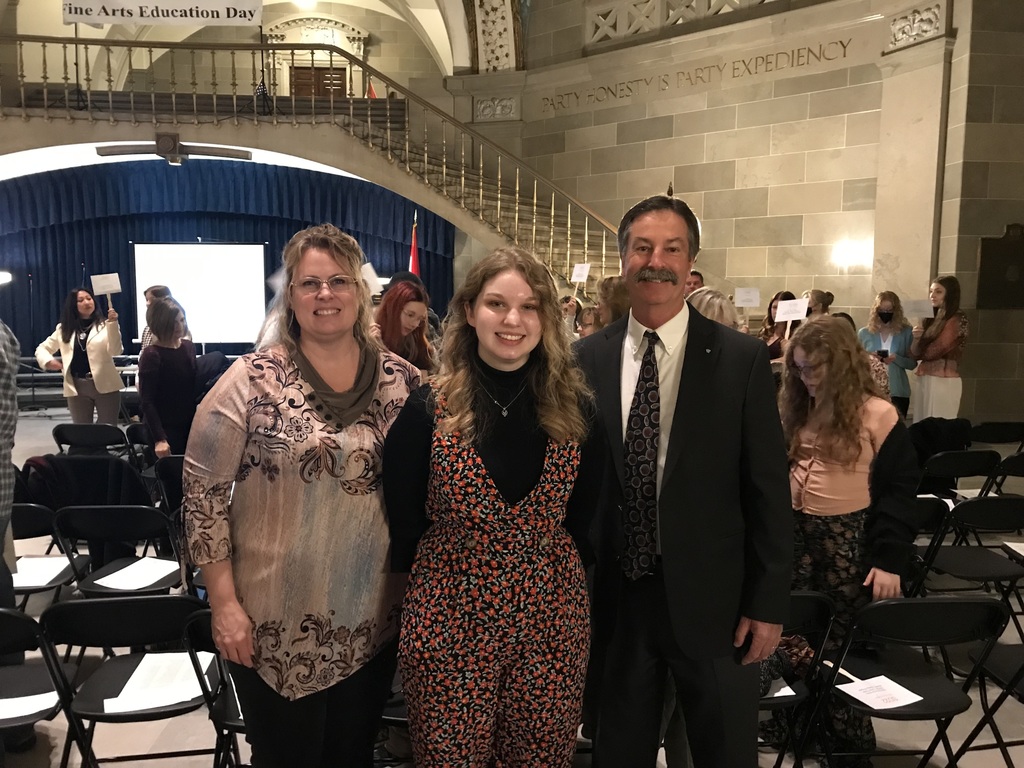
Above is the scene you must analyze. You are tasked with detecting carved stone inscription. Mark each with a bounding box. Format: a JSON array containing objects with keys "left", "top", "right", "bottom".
[{"left": 539, "top": 38, "right": 853, "bottom": 114}]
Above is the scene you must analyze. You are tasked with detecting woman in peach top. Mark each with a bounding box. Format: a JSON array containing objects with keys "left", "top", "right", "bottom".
[
  {"left": 775, "top": 318, "right": 920, "bottom": 765},
  {"left": 910, "top": 275, "right": 968, "bottom": 423}
]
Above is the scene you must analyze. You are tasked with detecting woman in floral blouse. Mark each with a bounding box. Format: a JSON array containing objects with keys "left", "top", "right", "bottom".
[{"left": 183, "top": 223, "right": 420, "bottom": 768}]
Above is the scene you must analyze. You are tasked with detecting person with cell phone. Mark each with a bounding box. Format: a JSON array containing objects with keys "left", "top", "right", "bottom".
[{"left": 857, "top": 291, "right": 917, "bottom": 419}]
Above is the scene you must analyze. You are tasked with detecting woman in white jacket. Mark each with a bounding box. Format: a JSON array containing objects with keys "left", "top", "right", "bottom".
[{"left": 35, "top": 287, "right": 123, "bottom": 424}]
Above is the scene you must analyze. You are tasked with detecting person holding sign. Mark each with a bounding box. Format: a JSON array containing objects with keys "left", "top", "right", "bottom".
[
  {"left": 35, "top": 287, "right": 123, "bottom": 424},
  {"left": 774, "top": 317, "right": 920, "bottom": 763},
  {"left": 759, "top": 290, "right": 800, "bottom": 361},
  {"left": 910, "top": 275, "right": 968, "bottom": 423}
]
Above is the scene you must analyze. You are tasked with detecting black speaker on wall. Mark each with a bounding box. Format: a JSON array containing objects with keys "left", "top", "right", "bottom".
[{"left": 977, "top": 224, "right": 1024, "bottom": 309}]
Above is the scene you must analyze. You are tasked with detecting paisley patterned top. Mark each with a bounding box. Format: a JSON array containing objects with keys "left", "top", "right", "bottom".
[{"left": 183, "top": 345, "right": 420, "bottom": 700}]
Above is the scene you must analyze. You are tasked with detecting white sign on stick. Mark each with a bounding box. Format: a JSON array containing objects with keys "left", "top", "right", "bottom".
[
  {"left": 903, "top": 299, "right": 934, "bottom": 319},
  {"left": 774, "top": 298, "right": 809, "bottom": 323},
  {"left": 570, "top": 263, "right": 591, "bottom": 284},
  {"left": 361, "top": 264, "right": 384, "bottom": 296},
  {"left": 63, "top": 1, "right": 262, "bottom": 26},
  {"left": 91, "top": 273, "right": 122, "bottom": 296},
  {"left": 733, "top": 287, "right": 760, "bottom": 308}
]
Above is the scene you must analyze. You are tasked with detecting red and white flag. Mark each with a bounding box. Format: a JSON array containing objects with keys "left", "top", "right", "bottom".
[{"left": 365, "top": 76, "right": 378, "bottom": 99}]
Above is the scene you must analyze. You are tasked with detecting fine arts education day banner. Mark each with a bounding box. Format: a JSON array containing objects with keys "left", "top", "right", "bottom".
[{"left": 62, "top": 0, "right": 261, "bottom": 25}]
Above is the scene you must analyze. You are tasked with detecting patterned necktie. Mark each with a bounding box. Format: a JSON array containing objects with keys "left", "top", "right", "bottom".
[{"left": 622, "top": 330, "right": 660, "bottom": 579}]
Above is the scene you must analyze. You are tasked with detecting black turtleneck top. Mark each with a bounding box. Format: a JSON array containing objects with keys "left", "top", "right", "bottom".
[{"left": 383, "top": 353, "right": 604, "bottom": 572}]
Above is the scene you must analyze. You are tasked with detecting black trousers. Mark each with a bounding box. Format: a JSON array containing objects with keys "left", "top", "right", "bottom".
[
  {"left": 228, "top": 640, "right": 397, "bottom": 768},
  {"left": 593, "top": 571, "right": 759, "bottom": 768}
]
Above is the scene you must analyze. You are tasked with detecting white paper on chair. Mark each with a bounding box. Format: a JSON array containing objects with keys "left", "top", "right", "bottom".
[
  {"left": 93, "top": 558, "right": 179, "bottom": 589},
  {"left": 103, "top": 652, "right": 214, "bottom": 713},
  {"left": 1004, "top": 542, "right": 1024, "bottom": 558},
  {"left": 0, "top": 691, "right": 60, "bottom": 719},
  {"left": 917, "top": 494, "right": 956, "bottom": 511},
  {"left": 12, "top": 557, "right": 68, "bottom": 588},
  {"left": 836, "top": 675, "right": 922, "bottom": 710}
]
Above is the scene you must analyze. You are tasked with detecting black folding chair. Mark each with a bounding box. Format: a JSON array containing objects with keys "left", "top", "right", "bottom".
[
  {"left": 125, "top": 422, "right": 156, "bottom": 471},
  {"left": 9, "top": 502, "right": 89, "bottom": 610},
  {"left": 0, "top": 608, "right": 89, "bottom": 764},
  {"left": 53, "top": 505, "right": 182, "bottom": 598},
  {"left": 52, "top": 423, "right": 138, "bottom": 468},
  {"left": 951, "top": 641, "right": 1024, "bottom": 764},
  {"left": 918, "top": 449, "right": 1001, "bottom": 501},
  {"left": 154, "top": 455, "right": 205, "bottom": 595},
  {"left": 758, "top": 591, "right": 835, "bottom": 768},
  {"left": 907, "top": 496, "right": 954, "bottom": 597},
  {"left": 917, "top": 496, "right": 1024, "bottom": 640},
  {"left": 810, "top": 596, "right": 1009, "bottom": 768},
  {"left": 183, "top": 610, "right": 246, "bottom": 768},
  {"left": 981, "top": 451, "right": 1024, "bottom": 498},
  {"left": 971, "top": 421, "right": 1024, "bottom": 454},
  {"left": 39, "top": 595, "right": 208, "bottom": 768}
]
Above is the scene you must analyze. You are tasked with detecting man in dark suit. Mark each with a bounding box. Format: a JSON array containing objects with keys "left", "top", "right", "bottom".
[{"left": 576, "top": 195, "right": 792, "bottom": 767}]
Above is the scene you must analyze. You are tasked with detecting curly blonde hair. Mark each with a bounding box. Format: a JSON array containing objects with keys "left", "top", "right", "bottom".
[
  {"left": 779, "top": 317, "right": 882, "bottom": 465},
  {"left": 866, "top": 290, "right": 909, "bottom": 333},
  {"left": 257, "top": 224, "right": 381, "bottom": 358},
  {"left": 436, "top": 246, "right": 591, "bottom": 444}
]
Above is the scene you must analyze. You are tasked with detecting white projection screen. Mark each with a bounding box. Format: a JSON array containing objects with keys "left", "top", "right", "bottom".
[{"left": 132, "top": 242, "right": 268, "bottom": 344}]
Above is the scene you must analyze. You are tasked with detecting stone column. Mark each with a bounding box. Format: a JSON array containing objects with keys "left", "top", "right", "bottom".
[{"left": 872, "top": 1, "right": 953, "bottom": 301}]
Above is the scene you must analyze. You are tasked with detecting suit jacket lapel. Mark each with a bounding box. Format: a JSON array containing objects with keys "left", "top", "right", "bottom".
[
  {"left": 596, "top": 318, "right": 626, "bottom": 487},
  {"left": 663, "top": 311, "right": 719, "bottom": 484}
]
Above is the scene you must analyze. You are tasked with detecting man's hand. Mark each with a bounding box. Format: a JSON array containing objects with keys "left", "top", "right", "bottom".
[
  {"left": 864, "top": 567, "right": 902, "bottom": 601},
  {"left": 734, "top": 616, "right": 783, "bottom": 665}
]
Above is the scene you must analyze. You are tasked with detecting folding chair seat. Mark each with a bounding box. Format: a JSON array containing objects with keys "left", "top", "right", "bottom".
[
  {"left": 811, "top": 596, "right": 1009, "bottom": 768},
  {"left": 39, "top": 595, "right": 209, "bottom": 768},
  {"left": 951, "top": 641, "right": 1024, "bottom": 764},
  {"left": 982, "top": 451, "right": 1024, "bottom": 498},
  {"left": 971, "top": 421, "right": 1024, "bottom": 454},
  {"left": 9, "top": 502, "right": 89, "bottom": 610},
  {"left": 918, "top": 496, "right": 1024, "bottom": 640},
  {"left": 183, "top": 610, "right": 246, "bottom": 768},
  {"left": 758, "top": 591, "right": 835, "bottom": 768},
  {"left": 52, "top": 423, "right": 137, "bottom": 468},
  {"left": 53, "top": 505, "right": 182, "bottom": 598},
  {"left": 0, "top": 608, "right": 88, "bottom": 760},
  {"left": 918, "top": 449, "right": 1001, "bottom": 501}
]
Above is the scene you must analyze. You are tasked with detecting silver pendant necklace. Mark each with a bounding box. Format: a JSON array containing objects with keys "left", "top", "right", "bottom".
[{"left": 480, "top": 381, "right": 528, "bottom": 417}]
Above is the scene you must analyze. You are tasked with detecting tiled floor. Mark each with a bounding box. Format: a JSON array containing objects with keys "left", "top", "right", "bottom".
[{"left": 7, "top": 408, "right": 1024, "bottom": 767}]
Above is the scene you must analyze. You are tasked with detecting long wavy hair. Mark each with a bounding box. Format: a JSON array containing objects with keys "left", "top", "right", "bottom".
[
  {"left": 919, "top": 275, "right": 961, "bottom": 348},
  {"left": 866, "top": 290, "right": 909, "bottom": 333},
  {"left": 377, "top": 281, "right": 434, "bottom": 369},
  {"left": 258, "top": 224, "right": 380, "bottom": 358},
  {"left": 779, "top": 317, "right": 882, "bottom": 465},
  {"left": 759, "top": 290, "right": 797, "bottom": 341},
  {"left": 436, "top": 246, "right": 591, "bottom": 444},
  {"left": 597, "top": 275, "right": 630, "bottom": 328},
  {"left": 59, "top": 287, "right": 104, "bottom": 343}
]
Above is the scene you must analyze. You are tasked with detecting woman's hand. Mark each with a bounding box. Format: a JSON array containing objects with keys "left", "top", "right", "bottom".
[
  {"left": 211, "top": 598, "right": 255, "bottom": 667},
  {"left": 912, "top": 326, "right": 923, "bottom": 339},
  {"left": 44, "top": 360, "right": 63, "bottom": 372},
  {"left": 863, "top": 567, "right": 902, "bottom": 601},
  {"left": 107, "top": 307, "right": 118, "bottom": 322},
  {"left": 368, "top": 322, "right": 382, "bottom": 340},
  {"left": 154, "top": 440, "right": 171, "bottom": 458}
]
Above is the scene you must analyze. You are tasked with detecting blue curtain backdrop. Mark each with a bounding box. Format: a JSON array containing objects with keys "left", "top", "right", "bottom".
[{"left": 0, "top": 160, "right": 455, "bottom": 353}]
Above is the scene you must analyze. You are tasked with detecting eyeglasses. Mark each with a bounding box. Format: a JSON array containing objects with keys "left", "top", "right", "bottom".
[
  {"left": 789, "top": 363, "right": 823, "bottom": 378},
  {"left": 291, "top": 275, "right": 357, "bottom": 296}
]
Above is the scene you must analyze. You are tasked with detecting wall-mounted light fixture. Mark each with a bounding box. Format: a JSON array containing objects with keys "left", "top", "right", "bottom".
[{"left": 831, "top": 238, "right": 874, "bottom": 271}]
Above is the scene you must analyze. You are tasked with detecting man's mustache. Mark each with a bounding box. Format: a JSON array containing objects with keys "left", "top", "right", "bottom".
[{"left": 633, "top": 267, "right": 678, "bottom": 284}]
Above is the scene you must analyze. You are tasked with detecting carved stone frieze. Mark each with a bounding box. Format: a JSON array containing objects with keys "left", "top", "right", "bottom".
[
  {"left": 887, "top": 3, "right": 944, "bottom": 52},
  {"left": 475, "top": 95, "right": 520, "bottom": 121},
  {"left": 265, "top": 16, "right": 368, "bottom": 57},
  {"left": 476, "top": 0, "right": 517, "bottom": 71}
]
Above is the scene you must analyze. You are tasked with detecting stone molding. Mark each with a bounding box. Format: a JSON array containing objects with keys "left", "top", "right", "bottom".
[
  {"left": 265, "top": 16, "right": 369, "bottom": 57},
  {"left": 476, "top": 0, "right": 517, "bottom": 71},
  {"left": 886, "top": 3, "right": 945, "bottom": 53},
  {"left": 585, "top": 0, "right": 776, "bottom": 46},
  {"left": 474, "top": 95, "right": 520, "bottom": 121}
]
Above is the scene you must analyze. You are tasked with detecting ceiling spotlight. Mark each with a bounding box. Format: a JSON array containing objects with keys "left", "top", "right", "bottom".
[
  {"left": 166, "top": 155, "right": 185, "bottom": 166},
  {"left": 0, "top": 271, "right": 12, "bottom": 285},
  {"left": 294, "top": 0, "right": 317, "bottom": 9}
]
